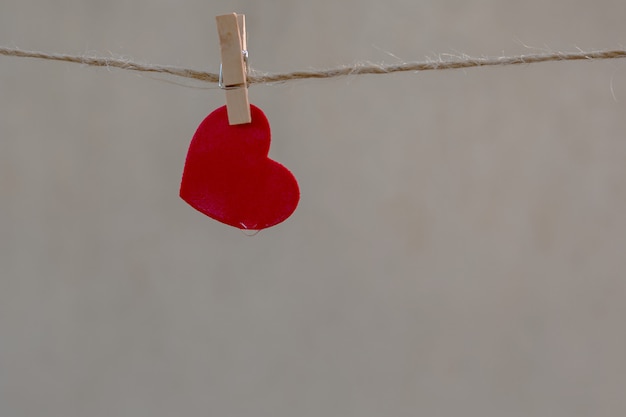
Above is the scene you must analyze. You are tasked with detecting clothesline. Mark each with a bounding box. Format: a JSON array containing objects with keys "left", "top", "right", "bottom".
[{"left": 1, "top": 46, "right": 625, "bottom": 85}]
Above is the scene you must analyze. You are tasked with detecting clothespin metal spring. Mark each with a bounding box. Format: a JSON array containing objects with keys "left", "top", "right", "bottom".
[{"left": 218, "top": 50, "right": 249, "bottom": 90}]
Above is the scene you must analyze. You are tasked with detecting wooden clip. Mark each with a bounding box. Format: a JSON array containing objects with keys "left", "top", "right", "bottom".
[{"left": 216, "top": 13, "right": 251, "bottom": 125}]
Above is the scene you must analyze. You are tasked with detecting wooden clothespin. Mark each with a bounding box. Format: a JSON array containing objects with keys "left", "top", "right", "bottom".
[{"left": 216, "top": 13, "right": 251, "bottom": 125}]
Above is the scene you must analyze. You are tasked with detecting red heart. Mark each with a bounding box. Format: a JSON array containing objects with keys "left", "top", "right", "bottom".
[{"left": 180, "top": 104, "right": 299, "bottom": 230}]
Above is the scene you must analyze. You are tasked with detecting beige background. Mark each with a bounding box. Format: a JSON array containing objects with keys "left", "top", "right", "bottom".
[{"left": 2, "top": 0, "right": 626, "bottom": 416}]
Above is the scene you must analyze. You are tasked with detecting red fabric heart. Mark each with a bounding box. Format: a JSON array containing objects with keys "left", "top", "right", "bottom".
[{"left": 180, "top": 104, "right": 299, "bottom": 230}]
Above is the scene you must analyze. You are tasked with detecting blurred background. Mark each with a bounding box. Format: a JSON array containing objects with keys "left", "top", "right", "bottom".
[{"left": 1, "top": 0, "right": 626, "bottom": 416}]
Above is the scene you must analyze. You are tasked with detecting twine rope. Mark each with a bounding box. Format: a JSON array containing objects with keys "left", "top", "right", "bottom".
[{"left": 1, "top": 46, "right": 625, "bottom": 85}]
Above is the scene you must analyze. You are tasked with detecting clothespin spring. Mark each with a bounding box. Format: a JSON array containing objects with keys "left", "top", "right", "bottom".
[{"left": 219, "top": 50, "right": 249, "bottom": 90}]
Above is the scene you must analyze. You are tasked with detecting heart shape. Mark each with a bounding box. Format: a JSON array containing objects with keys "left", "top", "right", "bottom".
[{"left": 180, "top": 104, "right": 299, "bottom": 230}]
